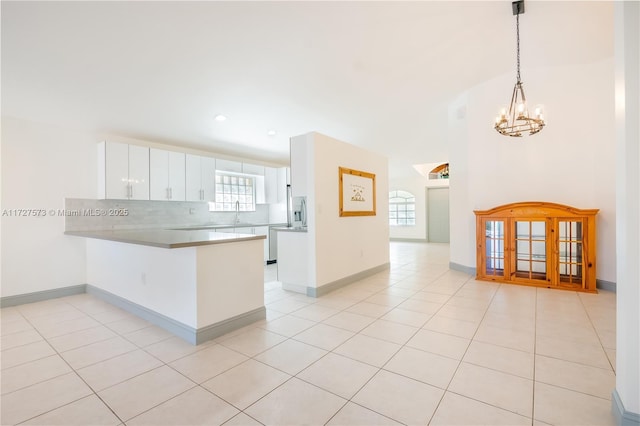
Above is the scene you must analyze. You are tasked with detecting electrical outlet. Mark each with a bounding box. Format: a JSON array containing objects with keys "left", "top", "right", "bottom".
[{"left": 189, "top": 208, "right": 195, "bottom": 214}]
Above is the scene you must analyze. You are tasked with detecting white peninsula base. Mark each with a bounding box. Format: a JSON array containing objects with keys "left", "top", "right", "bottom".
[{"left": 85, "top": 237, "right": 265, "bottom": 344}]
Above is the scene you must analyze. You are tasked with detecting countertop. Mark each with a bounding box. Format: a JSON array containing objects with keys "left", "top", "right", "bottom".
[
  {"left": 174, "top": 223, "right": 286, "bottom": 231},
  {"left": 271, "top": 226, "right": 308, "bottom": 233},
  {"left": 65, "top": 229, "right": 266, "bottom": 249}
]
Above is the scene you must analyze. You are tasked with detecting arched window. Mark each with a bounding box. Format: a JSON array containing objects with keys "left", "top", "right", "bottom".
[
  {"left": 389, "top": 190, "right": 416, "bottom": 226},
  {"left": 429, "top": 163, "right": 449, "bottom": 179}
]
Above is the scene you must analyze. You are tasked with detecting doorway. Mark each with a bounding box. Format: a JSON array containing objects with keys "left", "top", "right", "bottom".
[{"left": 427, "top": 187, "right": 450, "bottom": 243}]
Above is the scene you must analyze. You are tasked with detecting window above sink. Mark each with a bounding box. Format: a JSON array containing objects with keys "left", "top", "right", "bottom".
[{"left": 209, "top": 171, "right": 256, "bottom": 212}]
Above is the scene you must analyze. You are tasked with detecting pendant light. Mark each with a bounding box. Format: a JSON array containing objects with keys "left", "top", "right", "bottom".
[{"left": 494, "top": 0, "right": 545, "bottom": 137}]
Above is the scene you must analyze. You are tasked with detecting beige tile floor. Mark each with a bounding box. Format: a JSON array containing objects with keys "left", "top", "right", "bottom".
[{"left": 0, "top": 242, "right": 617, "bottom": 425}]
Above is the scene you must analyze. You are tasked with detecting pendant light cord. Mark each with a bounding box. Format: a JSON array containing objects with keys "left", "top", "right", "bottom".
[{"left": 516, "top": 13, "right": 521, "bottom": 83}]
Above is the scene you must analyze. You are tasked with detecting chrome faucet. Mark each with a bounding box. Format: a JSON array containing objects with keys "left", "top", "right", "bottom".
[{"left": 234, "top": 200, "right": 240, "bottom": 224}]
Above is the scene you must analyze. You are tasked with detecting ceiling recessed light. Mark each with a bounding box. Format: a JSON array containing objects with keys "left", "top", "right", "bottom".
[
  {"left": 214, "top": 114, "right": 227, "bottom": 122},
  {"left": 267, "top": 129, "right": 277, "bottom": 136}
]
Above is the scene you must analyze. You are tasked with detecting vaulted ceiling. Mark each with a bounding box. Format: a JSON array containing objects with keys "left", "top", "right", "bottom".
[{"left": 1, "top": 1, "right": 613, "bottom": 178}]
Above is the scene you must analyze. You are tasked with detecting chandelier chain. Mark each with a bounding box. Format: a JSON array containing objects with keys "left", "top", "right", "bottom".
[{"left": 516, "top": 13, "right": 521, "bottom": 83}]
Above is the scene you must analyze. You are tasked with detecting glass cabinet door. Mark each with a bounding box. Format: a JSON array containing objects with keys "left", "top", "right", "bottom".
[
  {"left": 558, "top": 220, "right": 584, "bottom": 287},
  {"left": 484, "top": 220, "right": 505, "bottom": 277},
  {"left": 514, "top": 220, "right": 547, "bottom": 281}
]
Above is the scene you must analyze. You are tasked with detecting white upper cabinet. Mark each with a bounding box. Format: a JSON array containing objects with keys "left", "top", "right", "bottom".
[
  {"left": 255, "top": 175, "right": 266, "bottom": 204},
  {"left": 150, "top": 148, "right": 185, "bottom": 201},
  {"left": 98, "top": 141, "right": 149, "bottom": 200},
  {"left": 242, "top": 163, "right": 265, "bottom": 176},
  {"left": 264, "top": 167, "right": 278, "bottom": 204},
  {"left": 215, "top": 158, "right": 242, "bottom": 173},
  {"left": 186, "top": 154, "right": 216, "bottom": 202},
  {"left": 264, "top": 167, "right": 289, "bottom": 204}
]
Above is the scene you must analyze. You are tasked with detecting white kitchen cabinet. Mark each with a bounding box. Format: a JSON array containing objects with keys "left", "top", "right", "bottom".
[
  {"left": 278, "top": 167, "right": 290, "bottom": 203},
  {"left": 186, "top": 155, "right": 216, "bottom": 202},
  {"left": 98, "top": 141, "right": 150, "bottom": 200},
  {"left": 255, "top": 175, "right": 266, "bottom": 204},
  {"left": 264, "top": 167, "right": 278, "bottom": 204},
  {"left": 216, "top": 158, "right": 242, "bottom": 173},
  {"left": 264, "top": 167, "right": 290, "bottom": 204},
  {"left": 150, "top": 149, "right": 186, "bottom": 201},
  {"left": 231, "top": 226, "right": 269, "bottom": 263}
]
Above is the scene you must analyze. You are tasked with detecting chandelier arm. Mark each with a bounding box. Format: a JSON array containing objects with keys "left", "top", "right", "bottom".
[{"left": 509, "top": 84, "right": 518, "bottom": 122}]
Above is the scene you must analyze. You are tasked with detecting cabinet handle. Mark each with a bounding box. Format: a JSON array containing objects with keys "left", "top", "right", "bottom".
[
  {"left": 170, "top": 187, "right": 173, "bottom": 199},
  {"left": 200, "top": 189, "right": 204, "bottom": 201}
]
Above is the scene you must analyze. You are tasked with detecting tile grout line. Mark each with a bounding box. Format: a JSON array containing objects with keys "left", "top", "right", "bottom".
[
  {"left": 577, "top": 291, "right": 617, "bottom": 373},
  {"left": 2, "top": 245, "right": 616, "bottom": 425},
  {"left": 215, "top": 268, "right": 462, "bottom": 425},
  {"left": 531, "top": 287, "right": 539, "bottom": 425},
  {"left": 8, "top": 309, "right": 127, "bottom": 426},
  {"left": 425, "top": 276, "right": 502, "bottom": 425}
]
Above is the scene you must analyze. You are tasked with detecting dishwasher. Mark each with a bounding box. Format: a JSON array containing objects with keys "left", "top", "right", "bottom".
[{"left": 267, "top": 226, "right": 278, "bottom": 264}]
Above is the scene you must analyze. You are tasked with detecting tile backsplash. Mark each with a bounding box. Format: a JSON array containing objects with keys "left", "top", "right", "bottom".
[{"left": 64, "top": 198, "right": 271, "bottom": 231}]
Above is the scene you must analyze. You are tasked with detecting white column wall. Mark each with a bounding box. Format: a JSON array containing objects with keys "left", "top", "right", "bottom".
[
  {"left": 312, "top": 133, "right": 389, "bottom": 287},
  {"left": 289, "top": 132, "right": 389, "bottom": 291},
  {"left": 615, "top": 0, "right": 640, "bottom": 418}
]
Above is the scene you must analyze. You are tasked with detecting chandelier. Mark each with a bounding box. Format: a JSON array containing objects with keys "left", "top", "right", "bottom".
[{"left": 495, "top": 0, "right": 545, "bottom": 137}]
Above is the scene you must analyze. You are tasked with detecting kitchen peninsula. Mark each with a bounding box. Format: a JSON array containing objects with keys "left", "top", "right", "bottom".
[{"left": 66, "top": 228, "right": 266, "bottom": 344}]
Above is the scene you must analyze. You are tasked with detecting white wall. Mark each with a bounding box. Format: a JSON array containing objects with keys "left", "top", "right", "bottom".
[
  {"left": 1, "top": 117, "right": 95, "bottom": 297},
  {"left": 389, "top": 176, "right": 428, "bottom": 240},
  {"left": 449, "top": 58, "right": 616, "bottom": 283},
  {"left": 614, "top": 0, "right": 639, "bottom": 417},
  {"left": 291, "top": 132, "right": 389, "bottom": 289}
]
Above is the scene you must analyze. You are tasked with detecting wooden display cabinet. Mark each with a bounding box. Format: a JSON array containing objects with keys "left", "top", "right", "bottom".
[{"left": 474, "top": 202, "right": 599, "bottom": 293}]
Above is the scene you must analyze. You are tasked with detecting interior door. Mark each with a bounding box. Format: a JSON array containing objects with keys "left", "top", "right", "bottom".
[{"left": 427, "top": 187, "right": 450, "bottom": 243}]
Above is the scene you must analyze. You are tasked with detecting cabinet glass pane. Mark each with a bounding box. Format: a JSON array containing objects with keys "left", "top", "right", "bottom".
[
  {"left": 532, "top": 261, "right": 546, "bottom": 273},
  {"left": 531, "top": 221, "right": 546, "bottom": 239},
  {"left": 516, "top": 241, "right": 530, "bottom": 259},
  {"left": 516, "top": 260, "right": 529, "bottom": 272},
  {"left": 532, "top": 241, "right": 546, "bottom": 260},
  {"left": 516, "top": 222, "right": 529, "bottom": 238}
]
